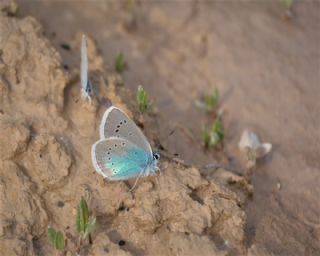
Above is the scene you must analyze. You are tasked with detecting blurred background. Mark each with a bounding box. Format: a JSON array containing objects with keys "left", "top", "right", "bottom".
[{"left": 16, "top": 0, "right": 319, "bottom": 254}]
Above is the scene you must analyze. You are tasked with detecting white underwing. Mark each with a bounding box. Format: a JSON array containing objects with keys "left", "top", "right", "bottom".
[{"left": 81, "top": 35, "right": 92, "bottom": 102}]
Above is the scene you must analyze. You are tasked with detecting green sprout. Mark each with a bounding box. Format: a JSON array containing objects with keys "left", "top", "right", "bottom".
[
  {"left": 48, "top": 198, "right": 96, "bottom": 255},
  {"left": 47, "top": 227, "right": 65, "bottom": 252},
  {"left": 76, "top": 197, "right": 96, "bottom": 244},
  {"left": 136, "top": 85, "right": 152, "bottom": 113},
  {"left": 202, "top": 116, "right": 224, "bottom": 148},
  {"left": 281, "top": 0, "right": 294, "bottom": 9},
  {"left": 126, "top": 0, "right": 135, "bottom": 11},
  {"left": 115, "top": 52, "right": 125, "bottom": 73},
  {"left": 195, "top": 88, "right": 219, "bottom": 112}
]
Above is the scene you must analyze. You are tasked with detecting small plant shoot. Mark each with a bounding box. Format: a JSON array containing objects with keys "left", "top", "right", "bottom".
[
  {"left": 281, "top": 0, "right": 294, "bottom": 9},
  {"left": 136, "top": 85, "right": 152, "bottom": 113},
  {"left": 76, "top": 197, "right": 96, "bottom": 250},
  {"left": 126, "top": 0, "right": 135, "bottom": 11},
  {"left": 47, "top": 198, "right": 96, "bottom": 254},
  {"left": 115, "top": 52, "right": 125, "bottom": 73},
  {"left": 195, "top": 88, "right": 219, "bottom": 112},
  {"left": 203, "top": 116, "right": 224, "bottom": 148},
  {"left": 47, "top": 227, "right": 65, "bottom": 252}
]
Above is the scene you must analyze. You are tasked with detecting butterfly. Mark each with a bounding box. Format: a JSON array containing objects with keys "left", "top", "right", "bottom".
[
  {"left": 238, "top": 130, "right": 272, "bottom": 168},
  {"left": 80, "top": 35, "right": 92, "bottom": 102},
  {"left": 91, "top": 106, "right": 160, "bottom": 187}
]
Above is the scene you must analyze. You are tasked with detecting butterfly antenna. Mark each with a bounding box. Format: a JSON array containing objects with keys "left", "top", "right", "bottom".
[
  {"left": 155, "top": 172, "right": 161, "bottom": 189},
  {"left": 158, "top": 127, "right": 176, "bottom": 146}
]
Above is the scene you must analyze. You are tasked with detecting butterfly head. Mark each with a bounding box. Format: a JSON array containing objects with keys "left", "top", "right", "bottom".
[
  {"left": 147, "top": 152, "right": 160, "bottom": 175},
  {"left": 85, "top": 80, "right": 92, "bottom": 94},
  {"left": 153, "top": 153, "right": 160, "bottom": 161}
]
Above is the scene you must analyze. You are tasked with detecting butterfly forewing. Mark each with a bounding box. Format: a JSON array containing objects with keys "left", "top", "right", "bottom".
[
  {"left": 99, "top": 107, "right": 152, "bottom": 154},
  {"left": 92, "top": 137, "right": 152, "bottom": 180}
]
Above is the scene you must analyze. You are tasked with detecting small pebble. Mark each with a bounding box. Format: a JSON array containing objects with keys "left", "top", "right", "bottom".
[
  {"left": 118, "top": 205, "right": 126, "bottom": 211},
  {"left": 277, "top": 183, "right": 281, "bottom": 190},
  {"left": 60, "top": 43, "right": 71, "bottom": 51},
  {"left": 118, "top": 240, "right": 126, "bottom": 246},
  {"left": 57, "top": 201, "right": 64, "bottom": 208}
]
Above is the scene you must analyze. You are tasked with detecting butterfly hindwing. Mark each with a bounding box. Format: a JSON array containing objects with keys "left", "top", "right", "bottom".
[
  {"left": 91, "top": 137, "right": 152, "bottom": 180},
  {"left": 99, "top": 107, "right": 152, "bottom": 154}
]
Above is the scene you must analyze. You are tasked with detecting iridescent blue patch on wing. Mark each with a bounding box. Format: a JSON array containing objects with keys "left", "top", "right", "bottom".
[{"left": 106, "top": 146, "right": 152, "bottom": 180}]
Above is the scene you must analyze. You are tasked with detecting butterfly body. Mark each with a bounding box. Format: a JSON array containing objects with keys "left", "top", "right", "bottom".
[{"left": 91, "top": 107, "right": 159, "bottom": 181}]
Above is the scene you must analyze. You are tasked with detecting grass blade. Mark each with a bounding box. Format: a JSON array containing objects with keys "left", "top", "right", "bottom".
[
  {"left": 47, "top": 227, "right": 57, "bottom": 245},
  {"left": 55, "top": 231, "right": 65, "bottom": 250},
  {"left": 76, "top": 197, "right": 89, "bottom": 233}
]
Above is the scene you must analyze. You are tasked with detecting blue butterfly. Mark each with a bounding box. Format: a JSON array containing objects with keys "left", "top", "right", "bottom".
[
  {"left": 91, "top": 107, "right": 160, "bottom": 186},
  {"left": 80, "top": 35, "right": 92, "bottom": 102}
]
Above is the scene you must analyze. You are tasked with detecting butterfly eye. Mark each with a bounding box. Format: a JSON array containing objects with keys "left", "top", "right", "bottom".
[{"left": 153, "top": 153, "right": 160, "bottom": 160}]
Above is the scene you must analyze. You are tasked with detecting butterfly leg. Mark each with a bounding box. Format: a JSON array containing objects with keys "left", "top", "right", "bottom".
[
  {"left": 156, "top": 166, "right": 161, "bottom": 175},
  {"left": 129, "top": 168, "right": 145, "bottom": 192}
]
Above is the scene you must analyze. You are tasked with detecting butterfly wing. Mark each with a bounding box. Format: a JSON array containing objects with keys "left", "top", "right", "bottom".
[
  {"left": 99, "top": 107, "right": 152, "bottom": 153},
  {"left": 91, "top": 137, "right": 152, "bottom": 180},
  {"left": 81, "top": 35, "right": 88, "bottom": 92}
]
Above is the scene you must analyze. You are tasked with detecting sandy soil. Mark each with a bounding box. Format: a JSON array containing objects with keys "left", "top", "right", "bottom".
[
  {"left": 1, "top": 0, "right": 320, "bottom": 255},
  {"left": 0, "top": 1, "right": 253, "bottom": 255}
]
